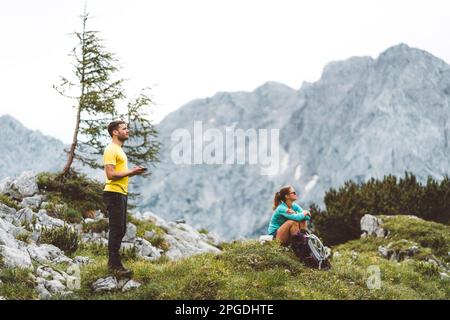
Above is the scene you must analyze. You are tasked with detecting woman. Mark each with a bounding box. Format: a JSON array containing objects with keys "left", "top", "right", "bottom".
[{"left": 267, "top": 185, "right": 311, "bottom": 246}]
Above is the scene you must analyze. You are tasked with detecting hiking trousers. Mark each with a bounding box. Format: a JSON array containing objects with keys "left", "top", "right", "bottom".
[{"left": 103, "top": 191, "right": 128, "bottom": 266}]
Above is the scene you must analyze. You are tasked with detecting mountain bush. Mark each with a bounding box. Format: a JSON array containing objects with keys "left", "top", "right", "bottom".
[
  {"left": 37, "top": 170, "right": 105, "bottom": 221},
  {"left": 310, "top": 172, "right": 450, "bottom": 245}
]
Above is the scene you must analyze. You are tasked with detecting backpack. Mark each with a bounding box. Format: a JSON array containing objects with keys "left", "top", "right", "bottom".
[{"left": 291, "top": 230, "right": 331, "bottom": 270}]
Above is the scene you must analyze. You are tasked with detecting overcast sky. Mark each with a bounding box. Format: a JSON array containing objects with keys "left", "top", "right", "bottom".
[{"left": 1, "top": 0, "right": 449, "bottom": 143}]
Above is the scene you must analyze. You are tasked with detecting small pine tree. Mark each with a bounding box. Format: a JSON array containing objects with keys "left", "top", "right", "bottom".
[{"left": 55, "top": 10, "right": 159, "bottom": 178}]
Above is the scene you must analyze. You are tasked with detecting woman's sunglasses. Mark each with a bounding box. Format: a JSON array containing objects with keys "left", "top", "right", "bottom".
[{"left": 289, "top": 191, "right": 297, "bottom": 195}]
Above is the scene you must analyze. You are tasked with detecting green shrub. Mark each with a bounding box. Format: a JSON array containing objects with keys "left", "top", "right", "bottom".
[
  {"left": 65, "top": 208, "right": 83, "bottom": 224},
  {"left": 39, "top": 225, "right": 80, "bottom": 254},
  {"left": 0, "top": 194, "right": 20, "bottom": 210},
  {"left": 44, "top": 201, "right": 68, "bottom": 220},
  {"left": 198, "top": 228, "right": 209, "bottom": 235},
  {"left": 82, "top": 219, "right": 109, "bottom": 234},
  {"left": 311, "top": 173, "right": 450, "bottom": 246},
  {"left": 37, "top": 170, "right": 105, "bottom": 217}
]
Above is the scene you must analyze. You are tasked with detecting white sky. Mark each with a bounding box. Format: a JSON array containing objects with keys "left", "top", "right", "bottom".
[{"left": 1, "top": 0, "right": 449, "bottom": 143}]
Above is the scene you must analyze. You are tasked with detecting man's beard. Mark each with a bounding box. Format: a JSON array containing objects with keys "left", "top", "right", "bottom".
[{"left": 118, "top": 135, "right": 128, "bottom": 142}]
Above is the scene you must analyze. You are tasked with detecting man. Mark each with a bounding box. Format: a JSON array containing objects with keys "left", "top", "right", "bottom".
[{"left": 103, "top": 120, "right": 146, "bottom": 277}]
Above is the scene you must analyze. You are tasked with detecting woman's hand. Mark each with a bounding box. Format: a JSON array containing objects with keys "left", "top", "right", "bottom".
[{"left": 303, "top": 210, "right": 311, "bottom": 217}]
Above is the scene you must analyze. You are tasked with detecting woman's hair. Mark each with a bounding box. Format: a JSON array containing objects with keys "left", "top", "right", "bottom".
[{"left": 272, "top": 185, "right": 293, "bottom": 210}]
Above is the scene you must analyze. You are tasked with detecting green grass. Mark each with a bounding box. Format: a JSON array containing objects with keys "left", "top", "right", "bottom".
[
  {"left": 381, "top": 215, "right": 450, "bottom": 261},
  {"left": 0, "top": 268, "right": 37, "bottom": 300},
  {"left": 1, "top": 215, "right": 449, "bottom": 300},
  {"left": 59, "top": 236, "right": 449, "bottom": 300}
]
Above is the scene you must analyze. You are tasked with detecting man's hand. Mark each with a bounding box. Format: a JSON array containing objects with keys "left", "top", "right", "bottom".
[{"left": 130, "top": 166, "right": 147, "bottom": 176}]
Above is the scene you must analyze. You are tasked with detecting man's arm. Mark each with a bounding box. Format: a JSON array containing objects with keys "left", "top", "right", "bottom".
[{"left": 104, "top": 164, "right": 145, "bottom": 180}]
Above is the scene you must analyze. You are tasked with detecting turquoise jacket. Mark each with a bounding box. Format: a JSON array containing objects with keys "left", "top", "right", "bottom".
[{"left": 267, "top": 202, "right": 310, "bottom": 236}]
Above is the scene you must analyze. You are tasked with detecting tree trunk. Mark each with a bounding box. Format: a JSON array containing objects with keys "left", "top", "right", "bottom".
[{"left": 61, "top": 106, "right": 82, "bottom": 178}]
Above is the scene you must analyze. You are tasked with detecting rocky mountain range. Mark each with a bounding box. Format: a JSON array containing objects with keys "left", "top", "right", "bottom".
[
  {"left": 2, "top": 43, "right": 449, "bottom": 240},
  {"left": 0, "top": 115, "right": 66, "bottom": 178},
  {"left": 136, "top": 43, "right": 450, "bottom": 240}
]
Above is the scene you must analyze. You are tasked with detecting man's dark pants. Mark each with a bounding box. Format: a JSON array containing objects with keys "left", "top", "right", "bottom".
[{"left": 103, "top": 191, "right": 128, "bottom": 267}]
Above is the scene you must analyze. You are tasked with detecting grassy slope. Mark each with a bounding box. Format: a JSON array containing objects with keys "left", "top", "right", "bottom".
[{"left": 1, "top": 215, "right": 449, "bottom": 300}]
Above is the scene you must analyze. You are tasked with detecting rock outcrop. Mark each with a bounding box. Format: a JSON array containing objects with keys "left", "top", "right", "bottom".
[{"left": 0, "top": 172, "right": 222, "bottom": 299}]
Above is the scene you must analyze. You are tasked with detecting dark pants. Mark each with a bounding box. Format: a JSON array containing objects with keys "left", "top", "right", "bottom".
[{"left": 103, "top": 191, "right": 128, "bottom": 266}]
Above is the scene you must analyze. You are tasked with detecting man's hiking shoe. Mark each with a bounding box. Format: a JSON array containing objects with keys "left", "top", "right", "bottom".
[{"left": 108, "top": 263, "right": 134, "bottom": 278}]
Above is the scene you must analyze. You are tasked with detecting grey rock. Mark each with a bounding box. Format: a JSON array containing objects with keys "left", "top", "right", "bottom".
[
  {"left": 0, "top": 296, "right": 6, "bottom": 300},
  {"left": 20, "top": 195, "right": 43, "bottom": 209},
  {"left": 0, "top": 203, "right": 16, "bottom": 216},
  {"left": 27, "top": 244, "right": 72, "bottom": 264},
  {"left": 378, "top": 240, "right": 421, "bottom": 262},
  {"left": 0, "top": 177, "right": 14, "bottom": 195},
  {"left": 132, "top": 212, "right": 221, "bottom": 261},
  {"left": 12, "top": 171, "right": 39, "bottom": 198},
  {"left": 259, "top": 235, "right": 273, "bottom": 244},
  {"left": 428, "top": 259, "right": 439, "bottom": 266},
  {"left": 92, "top": 277, "right": 118, "bottom": 292},
  {"left": 94, "top": 211, "right": 105, "bottom": 220},
  {"left": 360, "top": 214, "right": 386, "bottom": 238},
  {"left": 36, "top": 266, "right": 66, "bottom": 283},
  {"left": 0, "top": 228, "right": 19, "bottom": 248},
  {"left": 45, "top": 280, "right": 66, "bottom": 294},
  {"left": 122, "top": 280, "right": 141, "bottom": 292},
  {"left": 36, "top": 283, "right": 52, "bottom": 300},
  {"left": 378, "top": 246, "right": 390, "bottom": 258},
  {"left": 440, "top": 272, "right": 449, "bottom": 280},
  {"left": 36, "top": 210, "right": 65, "bottom": 228},
  {"left": 73, "top": 256, "right": 91, "bottom": 266},
  {"left": 0, "top": 245, "right": 32, "bottom": 268},
  {"left": 123, "top": 223, "right": 137, "bottom": 242},
  {"left": 134, "top": 238, "right": 162, "bottom": 261},
  {"left": 13, "top": 208, "right": 35, "bottom": 225}
]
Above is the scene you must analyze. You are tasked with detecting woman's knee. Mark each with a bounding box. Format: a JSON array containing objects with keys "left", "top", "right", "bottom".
[{"left": 281, "top": 220, "right": 296, "bottom": 229}]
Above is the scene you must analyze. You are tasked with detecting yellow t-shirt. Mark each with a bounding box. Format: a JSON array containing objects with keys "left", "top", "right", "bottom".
[{"left": 103, "top": 143, "right": 129, "bottom": 195}]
